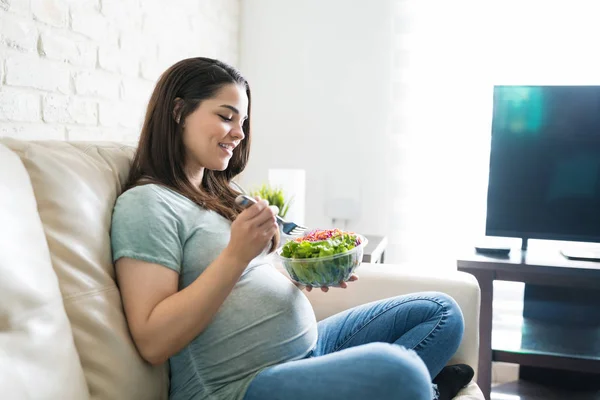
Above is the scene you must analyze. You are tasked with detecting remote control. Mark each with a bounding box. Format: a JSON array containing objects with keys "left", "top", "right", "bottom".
[{"left": 474, "top": 246, "right": 511, "bottom": 256}]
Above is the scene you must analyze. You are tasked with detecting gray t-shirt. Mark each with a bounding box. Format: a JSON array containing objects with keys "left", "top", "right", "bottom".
[{"left": 111, "top": 184, "right": 318, "bottom": 400}]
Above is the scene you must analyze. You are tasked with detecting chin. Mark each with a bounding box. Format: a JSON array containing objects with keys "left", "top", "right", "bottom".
[{"left": 209, "top": 161, "right": 230, "bottom": 172}]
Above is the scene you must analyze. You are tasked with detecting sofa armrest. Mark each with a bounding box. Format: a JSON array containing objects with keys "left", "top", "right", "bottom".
[{"left": 278, "top": 262, "right": 481, "bottom": 377}]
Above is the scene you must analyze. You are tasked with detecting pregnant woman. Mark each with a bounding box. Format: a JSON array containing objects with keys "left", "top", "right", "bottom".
[{"left": 110, "top": 57, "right": 473, "bottom": 400}]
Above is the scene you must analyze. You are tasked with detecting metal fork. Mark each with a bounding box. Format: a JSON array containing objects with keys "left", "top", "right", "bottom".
[{"left": 231, "top": 181, "right": 308, "bottom": 236}]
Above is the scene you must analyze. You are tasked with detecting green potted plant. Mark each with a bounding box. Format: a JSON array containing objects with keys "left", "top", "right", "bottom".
[{"left": 250, "top": 183, "right": 293, "bottom": 218}]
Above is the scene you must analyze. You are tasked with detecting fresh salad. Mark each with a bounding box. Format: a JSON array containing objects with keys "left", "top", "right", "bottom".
[
  {"left": 278, "top": 229, "right": 365, "bottom": 286},
  {"left": 281, "top": 228, "right": 363, "bottom": 259}
]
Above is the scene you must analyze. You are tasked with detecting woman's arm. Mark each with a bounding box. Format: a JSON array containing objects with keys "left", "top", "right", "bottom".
[
  {"left": 117, "top": 199, "right": 278, "bottom": 365},
  {"left": 116, "top": 248, "right": 247, "bottom": 365}
]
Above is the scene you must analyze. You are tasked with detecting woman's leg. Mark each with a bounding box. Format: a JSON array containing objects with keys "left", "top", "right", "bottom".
[
  {"left": 313, "top": 291, "right": 464, "bottom": 379},
  {"left": 243, "top": 342, "right": 433, "bottom": 400}
]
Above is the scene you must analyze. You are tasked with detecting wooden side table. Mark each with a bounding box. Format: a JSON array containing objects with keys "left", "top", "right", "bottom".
[{"left": 362, "top": 235, "right": 388, "bottom": 264}]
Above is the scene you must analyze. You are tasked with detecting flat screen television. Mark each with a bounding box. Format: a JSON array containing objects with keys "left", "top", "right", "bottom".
[{"left": 485, "top": 85, "right": 600, "bottom": 249}]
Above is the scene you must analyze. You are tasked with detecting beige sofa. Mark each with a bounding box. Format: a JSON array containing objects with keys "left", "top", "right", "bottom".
[{"left": 0, "top": 138, "right": 485, "bottom": 400}]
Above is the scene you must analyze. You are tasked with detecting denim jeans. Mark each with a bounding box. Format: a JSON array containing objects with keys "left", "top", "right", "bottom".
[{"left": 243, "top": 291, "right": 465, "bottom": 400}]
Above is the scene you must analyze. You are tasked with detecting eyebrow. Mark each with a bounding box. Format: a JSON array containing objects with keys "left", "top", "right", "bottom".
[{"left": 220, "top": 104, "right": 247, "bottom": 120}]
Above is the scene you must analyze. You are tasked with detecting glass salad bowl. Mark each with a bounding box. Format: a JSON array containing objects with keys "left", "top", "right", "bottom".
[{"left": 275, "top": 229, "right": 368, "bottom": 287}]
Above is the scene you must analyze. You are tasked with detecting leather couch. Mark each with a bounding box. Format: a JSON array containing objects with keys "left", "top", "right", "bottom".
[{"left": 0, "top": 138, "right": 484, "bottom": 399}]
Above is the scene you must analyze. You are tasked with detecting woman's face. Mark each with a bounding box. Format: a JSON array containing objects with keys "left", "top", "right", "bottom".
[{"left": 181, "top": 83, "right": 248, "bottom": 176}]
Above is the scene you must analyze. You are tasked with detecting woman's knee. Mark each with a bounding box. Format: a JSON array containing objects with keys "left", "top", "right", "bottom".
[
  {"left": 361, "top": 343, "right": 432, "bottom": 400},
  {"left": 430, "top": 292, "right": 465, "bottom": 340}
]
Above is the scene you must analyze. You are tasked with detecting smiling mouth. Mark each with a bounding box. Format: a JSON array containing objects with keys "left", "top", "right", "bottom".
[{"left": 219, "top": 143, "right": 234, "bottom": 151}]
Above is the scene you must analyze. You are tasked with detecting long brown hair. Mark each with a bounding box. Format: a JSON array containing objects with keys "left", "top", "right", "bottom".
[{"left": 125, "top": 57, "right": 279, "bottom": 251}]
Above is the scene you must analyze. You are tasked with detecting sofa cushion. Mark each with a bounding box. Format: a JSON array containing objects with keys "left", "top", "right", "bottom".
[
  {"left": 1, "top": 138, "right": 169, "bottom": 400},
  {"left": 0, "top": 143, "right": 89, "bottom": 399},
  {"left": 455, "top": 381, "right": 485, "bottom": 399}
]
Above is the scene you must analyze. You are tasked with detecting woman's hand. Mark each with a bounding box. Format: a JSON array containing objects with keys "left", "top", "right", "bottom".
[
  {"left": 226, "top": 198, "right": 279, "bottom": 265},
  {"left": 295, "top": 274, "right": 359, "bottom": 292}
]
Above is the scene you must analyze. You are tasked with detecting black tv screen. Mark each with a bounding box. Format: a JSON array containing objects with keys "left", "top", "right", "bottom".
[{"left": 486, "top": 85, "right": 600, "bottom": 243}]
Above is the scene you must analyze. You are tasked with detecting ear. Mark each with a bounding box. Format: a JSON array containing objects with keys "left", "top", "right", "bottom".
[{"left": 173, "top": 98, "right": 184, "bottom": 124}]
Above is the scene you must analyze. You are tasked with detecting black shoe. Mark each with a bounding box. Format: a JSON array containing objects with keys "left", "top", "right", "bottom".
[{"left": 432, "top": 364, "right": 474, "bottom": 400}]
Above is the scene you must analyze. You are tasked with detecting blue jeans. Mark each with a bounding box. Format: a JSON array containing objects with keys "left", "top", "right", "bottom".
[{"left": 243, "top": 292, "right": 464, "bottom": 400}]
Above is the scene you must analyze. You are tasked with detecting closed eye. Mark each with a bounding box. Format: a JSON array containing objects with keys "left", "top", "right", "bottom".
[{"left": 219, "top": 115, "right": 233, "bottom": 122}]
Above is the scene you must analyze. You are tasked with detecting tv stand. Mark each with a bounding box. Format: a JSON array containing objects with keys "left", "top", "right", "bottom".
[{"left": 458, "top": 245, "right": 600, "bottom": 400}]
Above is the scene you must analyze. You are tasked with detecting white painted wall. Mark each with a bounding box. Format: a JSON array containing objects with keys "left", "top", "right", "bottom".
[
  {"left": 239, "top": 0, "right": 395, "bottom": 239},
  {"left": 0, "top": 0, "right": 240, "bottom": 141}
]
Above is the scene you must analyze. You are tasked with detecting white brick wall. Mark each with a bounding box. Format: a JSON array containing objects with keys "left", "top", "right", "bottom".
[{"left": 0, "top": 0, "right": 240, "bottom": 142}]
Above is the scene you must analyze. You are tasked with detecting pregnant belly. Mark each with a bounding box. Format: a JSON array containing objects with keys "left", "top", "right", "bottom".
[{"left": 188, "top": 264, "right": 318, "bottom": 383}]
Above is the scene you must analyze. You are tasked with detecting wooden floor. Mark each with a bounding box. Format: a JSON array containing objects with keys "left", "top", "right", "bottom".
[{"left": 492, "top": 381, "right": 600, "bottom": 400}]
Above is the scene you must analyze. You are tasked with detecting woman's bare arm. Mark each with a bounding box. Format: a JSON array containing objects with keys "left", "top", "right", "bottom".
[
  {"left": 116, "top": 248, "right": 247, "bottom": 365},
  {"left": 117, "top": 200, "right": 278, "bottom": 365}
]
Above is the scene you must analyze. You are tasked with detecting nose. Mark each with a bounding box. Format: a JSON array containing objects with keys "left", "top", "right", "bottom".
[{"left": 230, "top": 126, "right": 245, "bottom": 141}]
